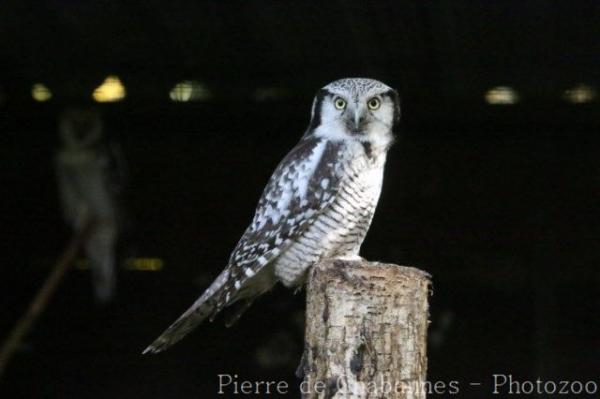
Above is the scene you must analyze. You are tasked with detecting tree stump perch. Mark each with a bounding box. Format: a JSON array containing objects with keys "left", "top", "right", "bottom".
[{"left": 300, "top": 259, "right": 430, "bottom": 398}]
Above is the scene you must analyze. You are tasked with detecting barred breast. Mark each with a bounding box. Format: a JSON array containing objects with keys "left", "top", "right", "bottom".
[{"left": 274, "top": 146, "right": 386, "bottom": 287}]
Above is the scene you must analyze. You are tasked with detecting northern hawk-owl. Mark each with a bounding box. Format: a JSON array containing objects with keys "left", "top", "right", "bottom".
[
  {"left": 56, "top": 107, "right": 125, "bottom": 304},
  {"left": 144, "top": 78, "right": 400, "bottom": 353}
]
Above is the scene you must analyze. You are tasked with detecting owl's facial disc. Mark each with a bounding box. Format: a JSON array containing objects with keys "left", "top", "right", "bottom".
[{"left": 307, "top": 79, "right": 399, "bottom": 150}]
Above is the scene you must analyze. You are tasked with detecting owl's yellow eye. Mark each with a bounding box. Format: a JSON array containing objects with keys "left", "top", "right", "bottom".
[
  {"left": 334, "top": 97, "right": 346, "bottom": 110},
  {"left": 367, "top": 97, "right": 381, "bottom": 110}
]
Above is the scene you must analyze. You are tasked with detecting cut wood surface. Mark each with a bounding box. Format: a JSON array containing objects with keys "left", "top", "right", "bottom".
[{"left": 300, "top": 259, "right": 430, "bottom": 399}]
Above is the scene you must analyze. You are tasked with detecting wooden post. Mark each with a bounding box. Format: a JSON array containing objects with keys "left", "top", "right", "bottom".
[{"left": 299, "top": 259, "right": 430, "bottom": 399}]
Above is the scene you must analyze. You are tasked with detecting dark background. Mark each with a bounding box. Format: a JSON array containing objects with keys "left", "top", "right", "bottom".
[{"left": 1, "top": 1, "right": 599, "bottom": 397}]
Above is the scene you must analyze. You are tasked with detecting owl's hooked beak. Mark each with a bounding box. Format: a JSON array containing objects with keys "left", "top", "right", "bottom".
[{"left": 349, "top": 103, "right": 367, "bottom": 133}]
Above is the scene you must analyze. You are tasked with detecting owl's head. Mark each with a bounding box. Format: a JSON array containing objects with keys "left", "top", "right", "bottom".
[
  {"left": 59, "top": 107, "right": 104, "bottom": 150},
  {"left": 306, "top": 78, "right": 400, "bottom": 150}
]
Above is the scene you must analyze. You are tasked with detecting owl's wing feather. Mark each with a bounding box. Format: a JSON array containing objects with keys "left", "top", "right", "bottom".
[
  {"left": 143, "top": 137, "right": 345, "bottom": 354},
  {"left": 226, "top": 137, "right": 342, "bottom": 280}
]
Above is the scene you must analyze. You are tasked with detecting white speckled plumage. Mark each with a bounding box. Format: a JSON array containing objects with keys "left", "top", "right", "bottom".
[{"left": 144, "top": 78, "right": 400, "bottom": 353}]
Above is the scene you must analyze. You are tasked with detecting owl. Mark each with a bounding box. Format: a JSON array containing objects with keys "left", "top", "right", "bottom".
[
  {"left": 56, "top": 107, "right": 125, "bottom": 304},
  {"left": 144, "top": 78, "right": 400, "bottom": 353}
]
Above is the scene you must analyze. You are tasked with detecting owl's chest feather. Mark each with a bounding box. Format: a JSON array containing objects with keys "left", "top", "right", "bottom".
[{"left": 274, "top": 150, "right": 385, "bottom": 286}]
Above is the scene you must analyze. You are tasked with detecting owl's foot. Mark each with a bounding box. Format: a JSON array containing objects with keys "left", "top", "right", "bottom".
[
  {"left": 331, "top": 258, "right": 369, "bottom": 288},
  {"left": 334, "top": 254, "right": 364, "bottom": 262}
]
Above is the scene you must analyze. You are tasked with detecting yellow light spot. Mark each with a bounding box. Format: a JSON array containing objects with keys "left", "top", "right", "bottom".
[
  {"left": 563, "top": 84, "right": 596, "bottom": 104},
  {"left": 124, "top": 257, "right": 164, "bottom": 271},
  {"left": 32, "top": 83, "right": 52, "bottom": 102},
  {"left": 484, "top": 86, "right": 519, "bottom": 105},
  {"left": 74, "top": 258, "right": 91, "bottom": 270},
  {"left": 169, "top": 81, "right": 211, "bottom": 102},
  {"left": 253, "top": 87, "right": 289, "bottom": 102},
  {"left": 93, "top": 75, "right": 126, "bottom": 103}
]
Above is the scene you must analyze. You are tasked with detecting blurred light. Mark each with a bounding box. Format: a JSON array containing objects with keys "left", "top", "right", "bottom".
[
  {"left": 253, "top": 87, "right": 290, "bottom": 102},
  {"left": 93, "top": 75, "right": 126, "bottom": 103},
  {"left": 75, "top": 257, "right": 163, "bottom": 271},
  {"left": 563, "top": 84, "right": 596, "bottom": 104},
  {"left": 124, "top": 257, "right": 164, "bottom": 271},
  {"left": 169, "top": 80, "right": 211, "bottom": 102},
  {"left": 484, "top": 86, "right": 519, "bottom": 105},
  {"left": 31, "top": 83, "right": 52, "bottom": 102},
  {"left": 75, "top": 258, "right": 91, "bottom": 270}
]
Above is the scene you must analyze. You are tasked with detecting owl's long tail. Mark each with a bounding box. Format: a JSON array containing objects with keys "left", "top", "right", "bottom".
[{"left": 142, "top": 269, "right": 230, "bottom": 354}]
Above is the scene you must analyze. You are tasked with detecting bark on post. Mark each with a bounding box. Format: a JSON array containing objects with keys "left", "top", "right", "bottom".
[{"left": 300, "top": 259, "right": 430, "bottom": 399}]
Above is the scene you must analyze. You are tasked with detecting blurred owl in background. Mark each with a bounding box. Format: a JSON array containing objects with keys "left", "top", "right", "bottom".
[{"left": 56, "top": 107, "right": 126, "bottom": 304}]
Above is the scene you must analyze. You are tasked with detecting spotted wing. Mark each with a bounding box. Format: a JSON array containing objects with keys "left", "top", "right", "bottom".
[
  {"left": 222, "top": 137, "right": 344, "bottom": 296},
  {"left": 143, "top": 136, "right": 345, "bottom": 353}
]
